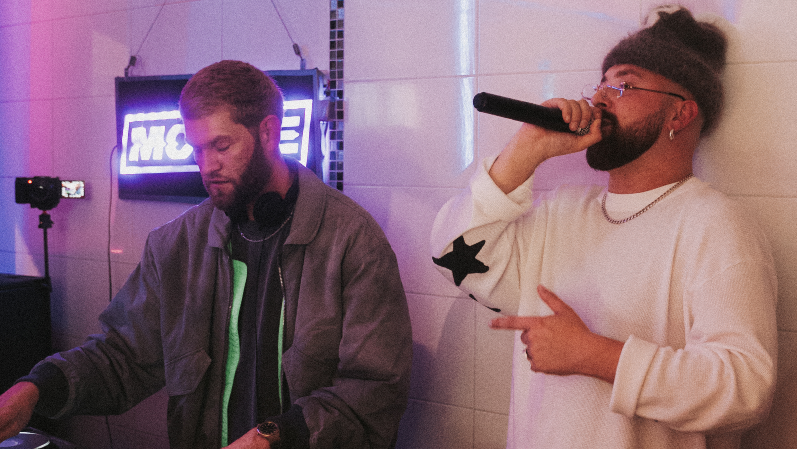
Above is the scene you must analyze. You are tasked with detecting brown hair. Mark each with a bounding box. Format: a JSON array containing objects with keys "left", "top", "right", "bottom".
[{"left": 179, "top": 60, "right": 283, "bottom": 129}]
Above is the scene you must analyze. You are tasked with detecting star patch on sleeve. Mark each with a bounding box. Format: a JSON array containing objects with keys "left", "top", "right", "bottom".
[
  {"left": 433, "top": 235, "right": 489, "bottom": 286},
  {"left": 470, "top": 294, "right": 500, "bottom": 313}
]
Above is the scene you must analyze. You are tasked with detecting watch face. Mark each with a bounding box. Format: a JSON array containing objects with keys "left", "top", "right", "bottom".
[
  {"left": 259, "top": 422, "right": 278, "bottom": 433},
  {"left": 257, "top": 421, "right": 279, "bottom": 438}
]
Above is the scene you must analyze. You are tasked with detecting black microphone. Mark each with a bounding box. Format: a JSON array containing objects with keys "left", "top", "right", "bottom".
[{"left": 472, "top": 92, "right": 589, "bottom": 135}]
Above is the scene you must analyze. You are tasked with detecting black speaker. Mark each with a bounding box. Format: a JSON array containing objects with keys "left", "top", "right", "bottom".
[{"left": 0, "top": 273, "right": 52, "bottom": 393}]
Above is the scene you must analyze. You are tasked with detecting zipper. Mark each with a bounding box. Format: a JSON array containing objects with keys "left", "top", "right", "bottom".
[{"left": 277, "top": 265, "right": 286, "bottom": 412}]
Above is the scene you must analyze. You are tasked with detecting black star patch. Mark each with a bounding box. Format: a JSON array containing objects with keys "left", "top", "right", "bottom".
[
  {"left": 433, "top": 235, "right": 489, "bottom": 286},
  {"left": 470, "top": 294, "right": 500, "bottom": 313}
]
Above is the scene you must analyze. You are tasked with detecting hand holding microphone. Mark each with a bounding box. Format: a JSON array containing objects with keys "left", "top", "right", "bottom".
[
  {"left": 473, "top": 92, "right": 592, "bottom": 136},
  {"left": 479, "top": 93, "right": 601, "bottom": 194}
]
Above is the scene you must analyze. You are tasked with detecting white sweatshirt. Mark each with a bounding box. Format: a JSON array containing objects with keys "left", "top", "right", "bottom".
[{"left": 430, "top": 158, "right": 778, "bottom": 449}]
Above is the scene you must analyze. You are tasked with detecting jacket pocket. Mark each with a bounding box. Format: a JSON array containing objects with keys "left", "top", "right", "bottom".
[{"left": 164, "top": 349, "right": 212, "bottom": 396}]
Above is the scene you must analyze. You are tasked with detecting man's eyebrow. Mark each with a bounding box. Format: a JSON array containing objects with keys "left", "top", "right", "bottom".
[
  {"left": 604, "top": 68, "right": 644, "bottom": 83},
  {"left": 187, "top": 135, "right": 232, "bottom": 149}
]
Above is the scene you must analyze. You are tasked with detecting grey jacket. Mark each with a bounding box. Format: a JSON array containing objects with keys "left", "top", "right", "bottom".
[{"left": 44, "top": 163, "right": 412, "bottom": 448}]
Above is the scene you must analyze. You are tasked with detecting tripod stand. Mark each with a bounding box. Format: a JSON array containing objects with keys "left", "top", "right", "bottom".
[{"left": 38, "top": 211, "right": 54, "bottom": 291}]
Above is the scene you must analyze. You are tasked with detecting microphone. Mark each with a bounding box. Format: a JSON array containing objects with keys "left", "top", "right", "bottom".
[{"left": 472, "top": 92, "right": 589, "bottom": 135}]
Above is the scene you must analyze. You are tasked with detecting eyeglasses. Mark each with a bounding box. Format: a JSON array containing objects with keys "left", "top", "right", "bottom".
[{"left": 582, "top": 82, "right": 686, "bottom": 103}]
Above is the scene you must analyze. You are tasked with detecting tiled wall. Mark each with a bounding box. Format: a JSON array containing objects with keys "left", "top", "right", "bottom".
[{"left": 1, "top": 1, "right": 796, "bottom": 448}]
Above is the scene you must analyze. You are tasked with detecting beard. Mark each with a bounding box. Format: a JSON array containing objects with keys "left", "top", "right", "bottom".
[
  {"left": 586, "top": 108, "right": 667, "bottom": 171},
  {"left": 206, "top": 131, "right": 272, "bottom": 221}
]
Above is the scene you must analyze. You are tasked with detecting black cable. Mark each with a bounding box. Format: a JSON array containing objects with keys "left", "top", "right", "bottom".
[
  {"left": 125, "top": 0, "right": 168, "bottom": 76},
  {"left": 106, "top": 145, "right": 117, "bottom": 449},
  {"left": 269, "top": 0, "right": 306, "bottom": 69},
  {"left": 105, "top": 414, "right": 115, "bottom": 449},
  {"left": 108, "top": 145, "right": 117, "bottom": 304},
  {"left": 135, "top": 0, "right": 168, "bottom": 55}
]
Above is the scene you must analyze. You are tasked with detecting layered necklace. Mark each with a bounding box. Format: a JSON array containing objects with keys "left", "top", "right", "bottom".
[
  {"left": 601, "top": 174, "right": 693, "bottom": 225},
  {"left": 236, "top": 209, "right": 294, "bottom": 243}
]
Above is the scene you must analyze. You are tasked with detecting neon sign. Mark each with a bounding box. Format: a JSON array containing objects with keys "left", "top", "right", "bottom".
[
  {"left": 280, "top": 99, "right": 313, "bottom": 166},
  {"left": 120, "top": 99, "right": 314, "bottom": 175},
  {"left": 120, "top": 110, "right": 195, "bottom": 175}
]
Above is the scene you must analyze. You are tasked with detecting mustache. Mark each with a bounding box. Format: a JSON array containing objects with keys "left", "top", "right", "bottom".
[{"left": 599, "top": 110, "right": 618, "bottom": 128}]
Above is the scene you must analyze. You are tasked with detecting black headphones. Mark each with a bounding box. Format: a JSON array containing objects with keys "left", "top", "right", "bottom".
[
  {"left": 252, "top": 191, "right": 292, "bottom": 227},
  {"left": 253, "top": 167, "right": 300, "bottom": 227}
]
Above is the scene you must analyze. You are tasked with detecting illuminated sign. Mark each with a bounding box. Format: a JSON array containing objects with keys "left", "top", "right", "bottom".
[
  {"left": 120, "top": 110, "right": 196, "bottom": 175},
  {"left": 280, "top": 99, "right": 313, "bottom": 166},
  {"left": 120, "top": 99, "right": 314, "bottom": 175}
]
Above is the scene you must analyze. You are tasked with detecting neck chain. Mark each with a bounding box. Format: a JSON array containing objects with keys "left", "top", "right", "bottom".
[
  {"left": 236, "top": 210, "right": 294, "bottom": 243},
  {"left": 601, "top": 174, "right": 693, "bottom": 225}
]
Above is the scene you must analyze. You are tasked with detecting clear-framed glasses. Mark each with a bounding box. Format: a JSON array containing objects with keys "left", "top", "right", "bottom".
[{"left": 582, "top": 82, "right": 686, "bottom": 103}]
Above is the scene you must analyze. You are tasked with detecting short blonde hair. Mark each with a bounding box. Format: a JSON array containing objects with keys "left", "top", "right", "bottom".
[{"left": 179, "top": 60, "right": 283, "bottom": 129}]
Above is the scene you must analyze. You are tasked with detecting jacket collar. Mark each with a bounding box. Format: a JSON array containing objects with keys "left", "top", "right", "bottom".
[{"left": 284, "top": 158, "right": 326, "bottom": 246}]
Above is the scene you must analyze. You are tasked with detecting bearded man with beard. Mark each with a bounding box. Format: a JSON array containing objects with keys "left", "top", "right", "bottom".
[
  {"left": 0, "top": 61, "right": 412, "bottom": 449},
  {"left": 431, "top": 7, "right": 777, "bottom": 449}
]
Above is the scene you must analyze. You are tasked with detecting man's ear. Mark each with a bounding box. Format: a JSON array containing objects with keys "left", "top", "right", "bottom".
[
  {"left": 259, "top": 115, "right": 283, "bottom": 155},
  {"left": 670, "top": 100, "right": 701, "bottom": 133}
]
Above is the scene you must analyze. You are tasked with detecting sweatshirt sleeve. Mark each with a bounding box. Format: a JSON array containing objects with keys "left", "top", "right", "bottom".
[
  {"left": 611, "top": 231, "right": 778, "bottom": 433},
  {"left": 430, "top": 157, "right": 541, "bottom": 316}
]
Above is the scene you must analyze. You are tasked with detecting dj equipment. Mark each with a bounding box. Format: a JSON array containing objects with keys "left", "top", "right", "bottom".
[
  {"left": 0, "top": 275, "right": 76, "bottom": 448},
  {"left": 0, "top": 431, "right": 51, "bottom": 448},
  {"left": 0, "top": 429, "right": 77, "bottom": 449},
  {"left": 0, "top": 273, "right": 52, "bottom": 393}
]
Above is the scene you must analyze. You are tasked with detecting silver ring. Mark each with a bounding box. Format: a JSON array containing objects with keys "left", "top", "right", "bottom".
[{"left": 575, "top": 126, "right": 590, "bottom": 136}]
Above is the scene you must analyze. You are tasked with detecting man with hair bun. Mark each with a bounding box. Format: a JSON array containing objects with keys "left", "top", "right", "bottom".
[{"left": 432, "top": 7, "right": 776, "bottom": 448}]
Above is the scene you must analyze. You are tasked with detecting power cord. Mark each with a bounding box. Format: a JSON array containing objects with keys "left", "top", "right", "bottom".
[
  {"left": 105, "top": 144, "right": 118, "bottom": 449},
  {"left": 269, "top": 0, "right": 306, "bottom": 69},
  {"left": 107, "top": 145, "right": 117, "bottom": 304},
  {"left": 124, "top": 0, "right": 168, "bottom": 76}
]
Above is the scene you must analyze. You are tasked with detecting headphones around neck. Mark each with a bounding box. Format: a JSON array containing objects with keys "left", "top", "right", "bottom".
[{"left": 252, "top": 191, "right": 292, "bottom": 227}]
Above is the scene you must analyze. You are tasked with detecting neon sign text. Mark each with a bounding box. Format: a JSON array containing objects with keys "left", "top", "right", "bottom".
[{"left": 120, "top": 100, "right": 314, "bottom": 175}]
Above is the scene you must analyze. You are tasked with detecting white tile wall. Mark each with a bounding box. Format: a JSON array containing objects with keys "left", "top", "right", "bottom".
[
  {"left": 345, "top": 77, "right": 477, "bottom": 188},
  {"left": 406, "top": 292, "right": 475, "bottom": 407},
  {"left": 396, "top": 399, "right": 474, "bottom": 448},
  {"left": 2, "top": 0, "right": 797, "bottom": 448},
  {"left": 0, "top": 100, "right": 53, "bottom": 177},
  {"left": 346, "top": 0, "right": 476, "bottom": 81},
  {"left": 696, "top": 62, "right": 797, "bottom": 197},
  {"left": 345, "top": 185, "right": 466, "bottom": 298},
  {"left": 48, "top": 255, "right": 110, "bottom": 349},
  {"left": 738, "top": 197, "right": 797, "bottom": 333},
  {"left": 51, "top": 12, "right": 128, "bottom": 99},
  {"left": 223, "top": 0, "right": 328, "bottom": 72},
  {"left": 477, "top": 1, "right": 637, "bottom": 74}
]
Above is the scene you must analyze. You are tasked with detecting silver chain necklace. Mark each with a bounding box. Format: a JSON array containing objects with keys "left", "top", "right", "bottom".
[
  {"left": 236, "top": 210, "right": 294, "bottom": 243},
  {"left": 601, "top": 174, "right": 693, "bottom": 225}
]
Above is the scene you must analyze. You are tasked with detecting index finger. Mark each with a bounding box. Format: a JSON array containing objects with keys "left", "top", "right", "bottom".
[
  {"left": 540, "top": 98, "right": 580, "bottom": 127},
  {"left": 490, "top": 315, "right": 539, "bottom": 330}
]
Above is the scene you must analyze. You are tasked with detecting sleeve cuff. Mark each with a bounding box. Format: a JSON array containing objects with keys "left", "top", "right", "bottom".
[
  {"left": 471, "top": 157, "right": 534, "bottom": 220},
  {"left": 16, "top": 361, "right": 68, "bottom": 418},
  {"left": 610, "top": 335, "right": 659, "bottom": 418},
  {"left": 268, "top": 404, "right": 310, "bottom": 449}
]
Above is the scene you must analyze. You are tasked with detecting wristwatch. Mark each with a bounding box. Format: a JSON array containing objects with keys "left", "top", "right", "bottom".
[{"left": 256, "top": 420, "right": 281, "bottom": 448}]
